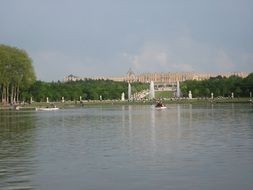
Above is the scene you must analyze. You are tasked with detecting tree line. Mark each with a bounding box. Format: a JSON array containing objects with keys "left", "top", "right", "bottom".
[
  {"left": 0, "top": 45, "right": 36, "bottom": 104},
  {"left": 22, "top": 80, "right": 148, "bottom": 102},
  {"left": 180, "top": 74, "right": 253, "bottom": 98}
]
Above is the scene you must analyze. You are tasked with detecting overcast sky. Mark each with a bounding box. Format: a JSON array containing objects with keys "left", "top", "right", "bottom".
[{"left": 1, "top": 0, "right": 253, "bottom": 81}]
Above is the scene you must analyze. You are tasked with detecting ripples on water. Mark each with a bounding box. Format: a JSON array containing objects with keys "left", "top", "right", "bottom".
[
  {"left": 0, "top": 104, "right": 253, "bottom": 190},
  {"left": 0, "top": 110, "right": 35, "bottom": 190}
]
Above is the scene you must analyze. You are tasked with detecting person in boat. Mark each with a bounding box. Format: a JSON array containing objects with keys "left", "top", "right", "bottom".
[{"left": 155, "top": 101, "right": 165, "bottom": 107}]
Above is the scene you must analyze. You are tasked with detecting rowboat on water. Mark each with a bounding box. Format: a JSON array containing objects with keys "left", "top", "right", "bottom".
[
  {"left": 14, "top": 106, "right": 21, "bottom": 110},
  {"left": 155, "top": 101, "right": 167, "bottom": 109},
  {"left": 155, "top": 105, "right": 167, "bottom": 109},
  {"left": 35, "top": 107, "right": 59, "bottom": 111}
]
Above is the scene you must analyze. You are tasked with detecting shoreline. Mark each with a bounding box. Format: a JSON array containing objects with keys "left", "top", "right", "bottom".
[{"left": 0, "top": 98, "right": 252, "bottom": 110}]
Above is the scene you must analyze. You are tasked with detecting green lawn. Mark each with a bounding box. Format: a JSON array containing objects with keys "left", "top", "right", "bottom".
[{"left": 155, "top": 91, "right": 174, "bottom": 98}]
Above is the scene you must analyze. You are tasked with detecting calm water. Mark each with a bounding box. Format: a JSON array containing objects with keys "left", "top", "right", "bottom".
[{"left": 0, "top": 104, "right": 253, "bottom": 190}]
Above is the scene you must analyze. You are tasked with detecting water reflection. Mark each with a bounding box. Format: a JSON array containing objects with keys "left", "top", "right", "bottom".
[
  {"left": 0, "top": 110, "right": 36, "bottom": 190},
  {"left": 128, "top": 105, "right": 133, "bottom": 141},
  {"left": 150, "top": 106, "right": 156, "bottom": 152},
  {"left": 0, "top": 104, "right": 253, "bottom": 190},
  {"left": 177, "top": 104, "right": 181, "bottom": 139}
]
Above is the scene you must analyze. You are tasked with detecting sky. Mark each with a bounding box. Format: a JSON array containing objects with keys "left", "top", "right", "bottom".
[{"left": 0, "top": 0, "right": 253, "bottom": 81}]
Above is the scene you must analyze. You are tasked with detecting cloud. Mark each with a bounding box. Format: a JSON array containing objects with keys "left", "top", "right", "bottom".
[
  {"left": 128, "top": 37, "right": 197, "bottom": 73},
  {"left": 127, "top": 32, "right": 253, "bottom": 74}
]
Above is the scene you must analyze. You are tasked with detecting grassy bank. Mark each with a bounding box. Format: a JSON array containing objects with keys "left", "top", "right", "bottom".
[
  {"left": 1, "top": 97, "right": 252, "bottom": 110},
  {"left": 155, "top": 91, "right": 173, "bottom": 99}
]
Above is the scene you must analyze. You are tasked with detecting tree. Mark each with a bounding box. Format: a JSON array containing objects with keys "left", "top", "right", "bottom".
[
  {"left": 0, "top": 44, "right": 36, "bottom": 104},
  {"left": 24, "top": 79, "right": 148, "bottom": 102},
  {"left": 242, "top": 73, "right": 253, "bottom": 97},
  {"left": 204, "top": 88, "right": 210, "bottom": 97},
  {"left": 181, "top": 73, "right": 253, "bottom": 98},
  {"left": 193, "top": 89, "right": 200, "bottom": 97},
  {"left": 235, "top": 87, "right": 242, "bottom": 97}
]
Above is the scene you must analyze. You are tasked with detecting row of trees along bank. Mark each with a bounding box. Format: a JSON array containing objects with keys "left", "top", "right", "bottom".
[
  {"left": 22, "top": 74, "right": 253, "bottom": 102},
  {"left": 23, "top": 80, "right": 148, "bottom": 102},
  {"left": 0, "top": 45, "right": 36, "bottom": 104},
  {"left": 180, "top": 74, "right": 253, "bottom": 98}
]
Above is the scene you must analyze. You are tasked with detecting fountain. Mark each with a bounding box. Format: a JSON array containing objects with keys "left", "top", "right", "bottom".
[
  {"left": 149, "top": 81, "right": 155, "bottom": 99},
  {"left": 128, "top": 83, "right": 132, "bottom": 100},
  {"left": 176, "top": 81, "right": 180, "bottom": 98}
]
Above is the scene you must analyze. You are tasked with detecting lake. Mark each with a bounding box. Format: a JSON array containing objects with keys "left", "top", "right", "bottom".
[{"left": 0, "top": 104, "right": 253, "bottom": 190}]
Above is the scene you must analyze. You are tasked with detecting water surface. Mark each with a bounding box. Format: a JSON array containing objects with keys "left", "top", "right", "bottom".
[{"left": 0, "top": 104, "right": 253, "bottom": 190}]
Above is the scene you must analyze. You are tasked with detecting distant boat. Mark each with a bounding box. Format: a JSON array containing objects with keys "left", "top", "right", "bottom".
[
  {"left": 14, "top": 105, "right": 21, "bottom": 110},
  {"left": 35, "top": 107, "right": 59, "bottom": 111},
  {"left": 155, "top": 102, "right": 167, "bottom": 109},
  {"left": 155, "top": 105, "right": 167, "bottom": 109}
]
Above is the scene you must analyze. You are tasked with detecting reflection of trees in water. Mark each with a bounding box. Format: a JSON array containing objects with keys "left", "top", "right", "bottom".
[{"left": 0, "top": 110, "right": 36, "bottom": 190}]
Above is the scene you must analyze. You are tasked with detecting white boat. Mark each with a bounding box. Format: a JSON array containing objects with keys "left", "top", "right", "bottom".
[
  {"left": 14, "top": 106, "right": 21, "bottom": 110},
  {"left": 35, "top": 107, "right": 59, "bottom": 111},
  {"left": 155, "top": 106, "right": 167, "bottom": 109}
]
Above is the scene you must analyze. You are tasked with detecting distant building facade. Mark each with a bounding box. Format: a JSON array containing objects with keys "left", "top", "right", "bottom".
[{"left": 64, "top": 70, "right": 249, "bottom": 85}]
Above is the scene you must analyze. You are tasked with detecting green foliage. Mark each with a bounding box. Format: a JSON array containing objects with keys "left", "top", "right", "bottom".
[
  {"left": 155, "top": 91, "right": 173, "bottom": 98},
  {"left": 25, "top": 80, "right": 149, "bottom": 102},
  {"left": 0, "top": 44, "right": 36, "bottom": 104},
  {"left": 181, "top": 74, "right": 253, "bottom": 98}
]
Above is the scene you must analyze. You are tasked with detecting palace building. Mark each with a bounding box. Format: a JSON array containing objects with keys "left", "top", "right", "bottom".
[{"left": 64, "top": 69, "right": 249, "bottom": 85}]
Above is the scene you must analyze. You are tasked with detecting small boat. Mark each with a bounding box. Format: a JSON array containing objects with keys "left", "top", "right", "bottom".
[
  {"left": 155, "top": 102, "right": 167, "bottom": 109},
  {"left": 14, "top": 105, "right": 21, "bottom": 110},
  {"left": 35, "top": 107, "right": 59, "bottom": 111},
  {"left": 155, "top": 105, "right": 167, "bottom": 109}
]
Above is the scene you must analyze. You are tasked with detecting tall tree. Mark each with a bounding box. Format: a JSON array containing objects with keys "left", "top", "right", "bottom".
[{"left": 0, "top": 44, "right": 36, "bottom": 104}]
